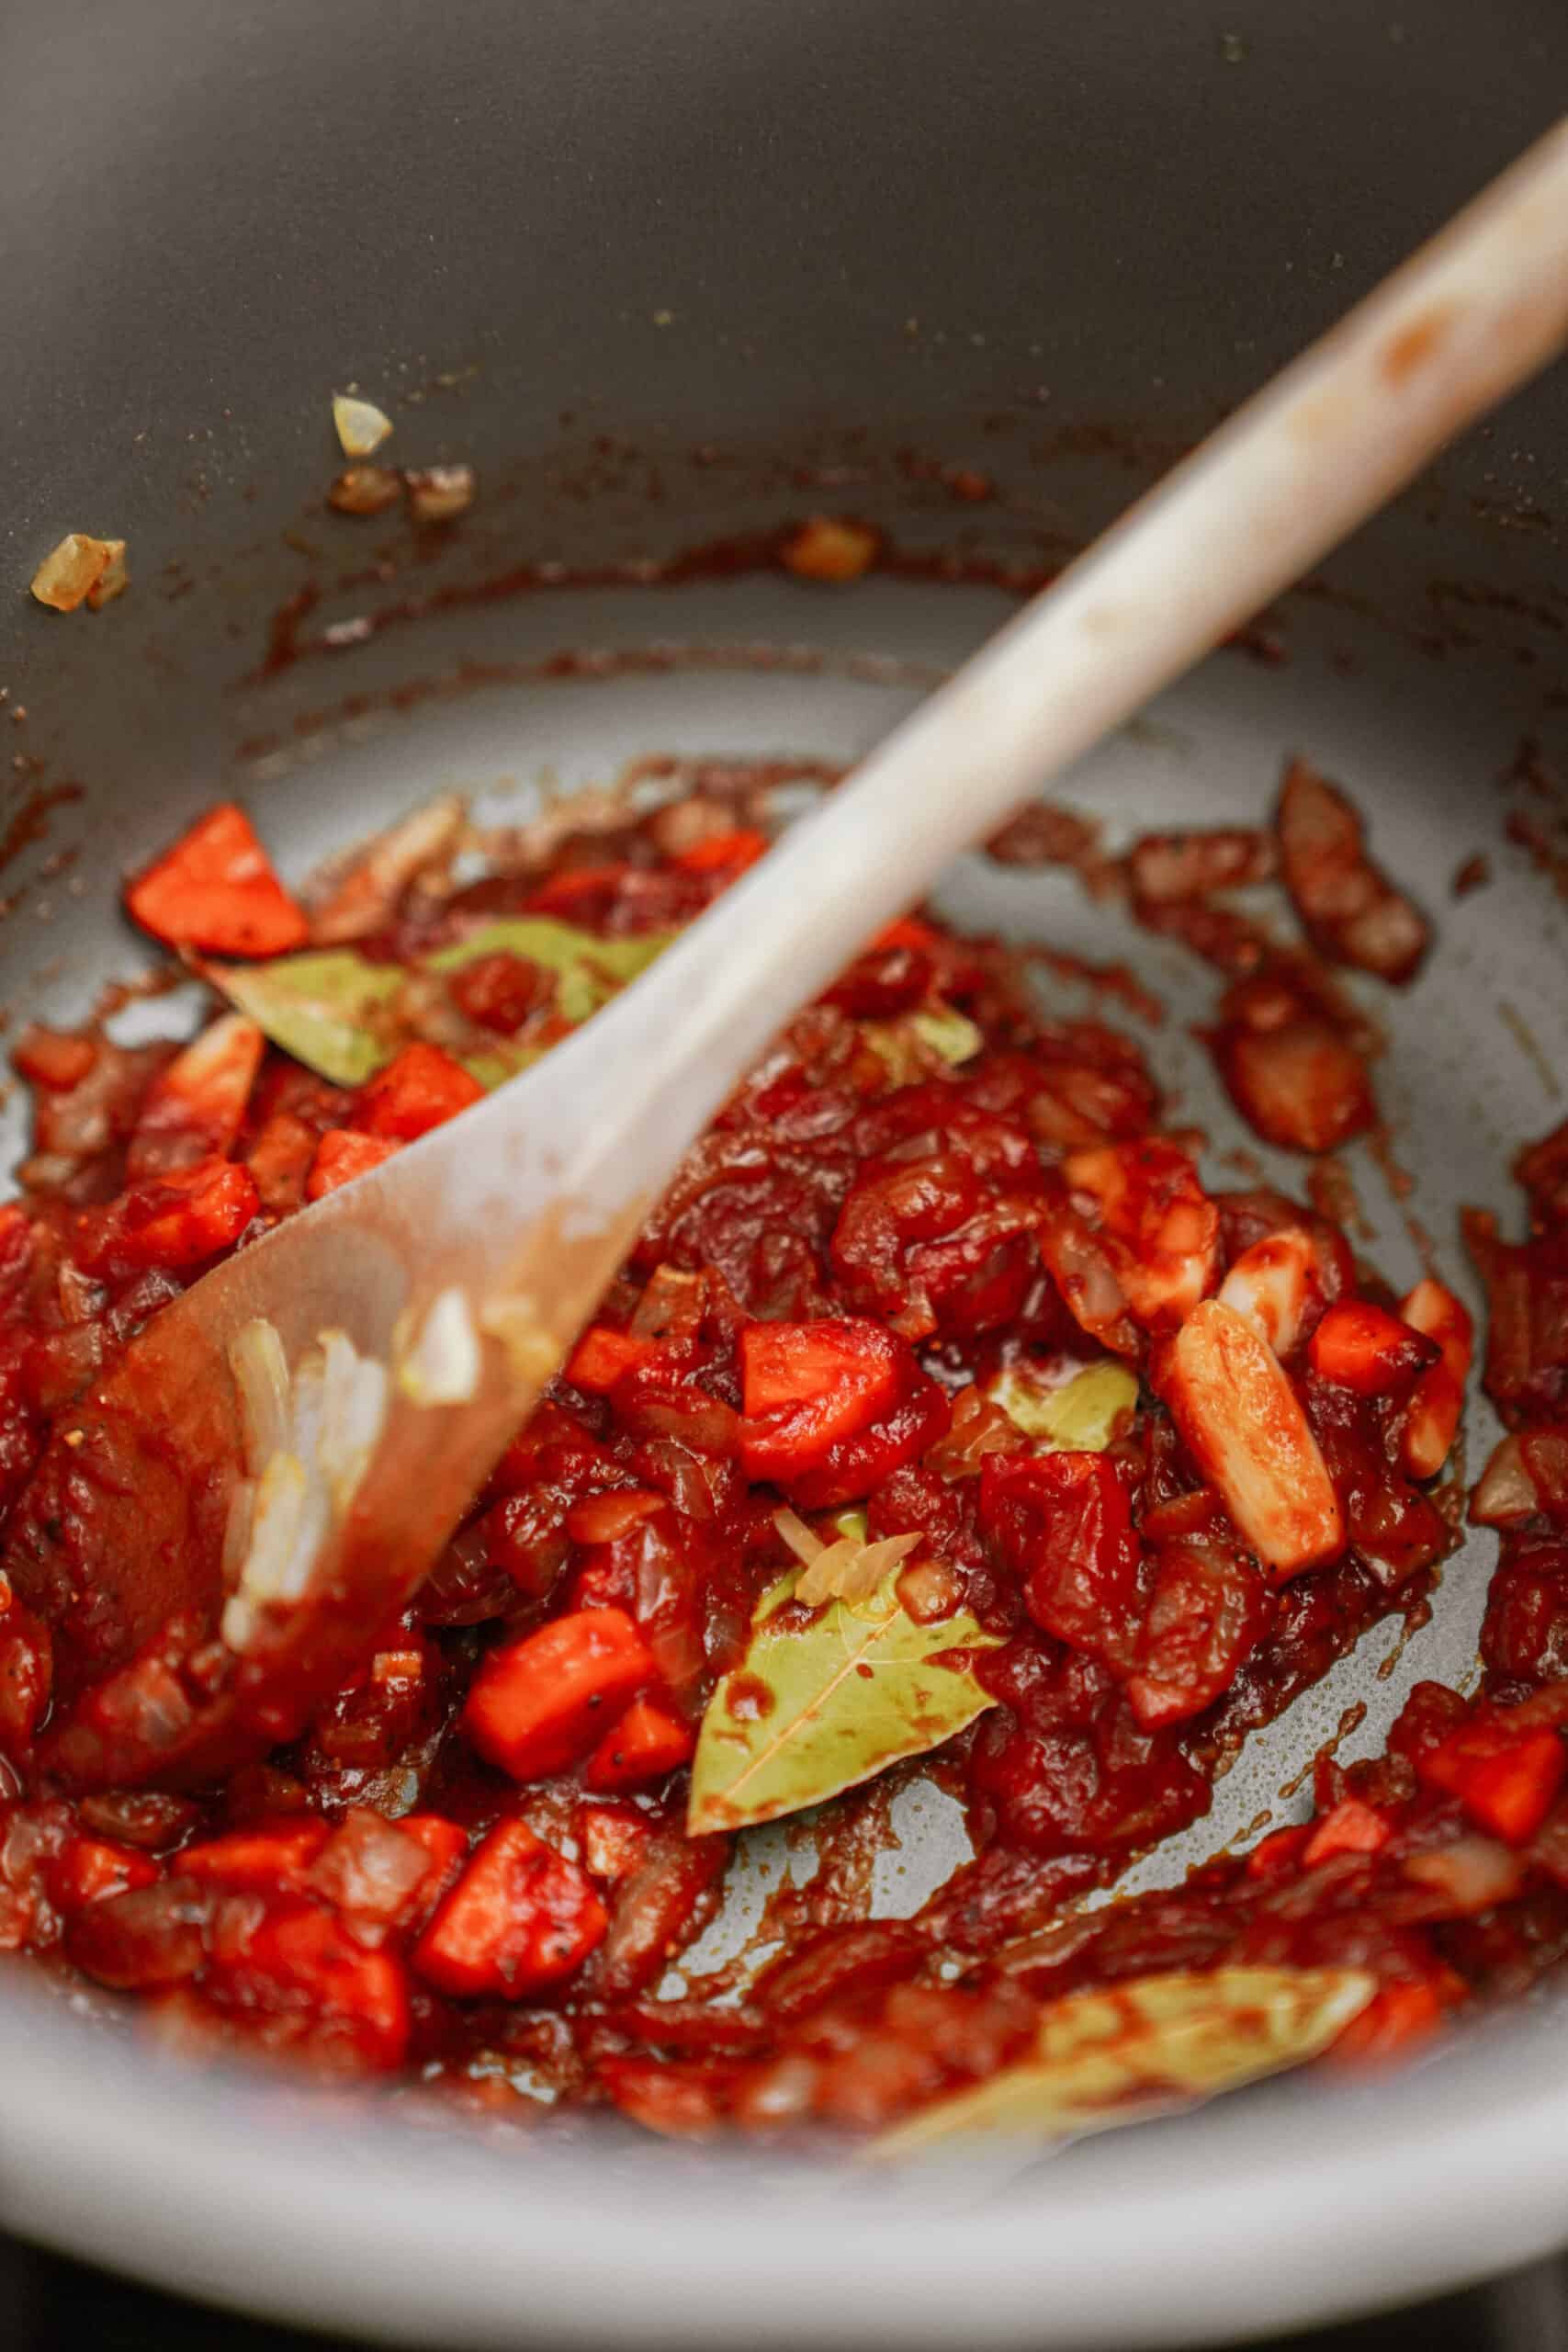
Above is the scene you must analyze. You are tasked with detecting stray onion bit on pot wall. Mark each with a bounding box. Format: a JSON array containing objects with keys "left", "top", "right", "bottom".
[
  {"left": 780, "top": 515, "right": 880, "bottom": 582},
  {"left": 220, "top": 1318, "right": 389, "bottom": 1652},
  {"left": 29, "top": 535, "right": 129, "bottom": 613},
  {"left": 405, "top": 464, "right": 476, "bottom": 524},
  {"left": 328, "top": 465, "right": 402, "bottom": 516},
  {"left": 332, "top": 393, "right": 393, "bottom": 457}
]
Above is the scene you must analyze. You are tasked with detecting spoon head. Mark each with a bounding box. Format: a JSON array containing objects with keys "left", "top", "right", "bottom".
[
  {"left": 4, "top": 1303, "right": 243, "bottom": 1779},
  {"left": 2, "top": 1161, "right": 637, "bottom": 1792}
]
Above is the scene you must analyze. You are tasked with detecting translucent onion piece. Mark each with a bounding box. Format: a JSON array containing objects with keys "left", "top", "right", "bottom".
[
  {"left": 29, "top": 535, "right": 118, "bottom": 613},
  {"left": 772, "top": 1505, "right": 825, "bottom": 1566},
  {"left": 85, "top": 540, "right": 129, "bottom": 609},
  {"left": 795, "top": 1528, "right": 921, "bottom": 1607},
  {"left": 332, "top": 393, "right": 393, "bottom": 457},
  {"left": 1472, "top": 1432, "right": 1539, "bottom": 1527}
]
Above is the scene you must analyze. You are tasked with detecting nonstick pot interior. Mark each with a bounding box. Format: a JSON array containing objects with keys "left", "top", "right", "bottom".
[{"left": 3, "top": 2, "right": 1568, "bottom": 2342}]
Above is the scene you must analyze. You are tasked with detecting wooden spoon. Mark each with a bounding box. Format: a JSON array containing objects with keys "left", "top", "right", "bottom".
[{"left": 12, "top": 119, "right": 1568, "bottom": 1791}]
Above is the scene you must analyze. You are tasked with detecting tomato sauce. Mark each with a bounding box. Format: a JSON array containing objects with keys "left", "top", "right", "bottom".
[{"left": 0, "top": 775, "right": 1560, "bottom": 2143}]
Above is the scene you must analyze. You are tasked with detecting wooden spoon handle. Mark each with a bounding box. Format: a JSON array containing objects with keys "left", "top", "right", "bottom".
[{"left": 503, "top": 118, "right": 1568, "bottom": 1232}]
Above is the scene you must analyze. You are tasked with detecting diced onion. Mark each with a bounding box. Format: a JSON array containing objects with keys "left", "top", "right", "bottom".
[
  {"left": 1404, "top": 1837, "right": 1525, "bottom": 1915},
  {"left": 310, "top": 794, "right": 466, "bottom": 942},
  {"left": 1472, "top": 1433, "right": 1540, "bottom": 1528},
  {"left": 772, "top": 1505, "right": 825, "bottom": 1565},
  {"left": 795, "top": 1528, "right": 920, "bottom": 1606},
  {"left": 85, "top": 540, "right": 129, "bottom": 609}
]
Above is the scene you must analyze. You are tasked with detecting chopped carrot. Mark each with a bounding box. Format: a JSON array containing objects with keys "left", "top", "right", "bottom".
[
  {"left": 1418, "top": 1714, "right": 1567, "bottom": 1846},
  {"left": 1246, "top": 1824, "right": 1311, "bottom": 1880},
  {"left": 305, "top": 1127, "right": 400, "bottom": 1201},
  {"left": 672, "top": 828, "right": 770, "bottom": 876},
  {"left": 12, "top": 1027, "right": 97, "bottom": 1091},
  {"left": 583, "top": 1697, "right": 696, "bottom": 1792},
  {"left": 870, "top": 916, "right": 940, "bottom": 956},
  {"left": 353, "top": 1042, "right": 483, "bottom": 1142},
  {"left": 1302, "top": 1797, "right": 1392, "bottom": 1868},
  {"left": 178, "top": 1821, "right": 332, "bottom": 1895},
  {"left": 565, "top": 1326, "right": 660, "bottom": 1395},
  {"left": 130, "top": 1012, "right": 265, "bottom": 1175},
  {"left": 1308, "top": 1299, "right": 1433, "bottom": 1396},
  {"left": 739, "top": 1317, "right": 902, "bottom": 1480},
  {"left": 126, "top": 803, "right": 308, "bottom": 957},
  {"left": 48, "top": 1837, "right": 160, "bottom": 1913},
  {"left": 246, "top": 1110, "right": 321, "bottom": 1214},
  {"left": 462, "top": 1607, "right": 657, "bottom": 1782},
  {"left": 1399, "top": 1278, "right": 1473, "bottom": 1479},
  {"left": 81, "top": 1156, "right": 261, "bottom": 1273},
  {"left": 523, "top": 864, "right": 630, "bottom": 917},
  {"left": 1328, "top": 1979, "right": 1447, "bottom": 2067},
  {"left": 412, "top": 1818, "right": 607, "bottom": 1996},
  {"left": 234, "top": 1905, "right": 410, "bottom": 2070}
]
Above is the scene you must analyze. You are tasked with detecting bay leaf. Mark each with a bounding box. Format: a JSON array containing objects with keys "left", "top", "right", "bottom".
[
  {"left": 868, "top": 1964, "right": 1375, "bottom": 2159},
  {"left": 424, "top": 918, "right": 672, "bottom": 1024},
  {"left": 987, "top": 1357, "right": 1139, "bottom": 1449},
  {"left": 208, "top": 918, "right": 674, "bottom": 1090},
  {"left": 205, "top": 951, "right": 404, "bottom": 1087},
  {"left": 456, "top": 1041, "right": 549, "bottom": 1091},
  {"left": 686, "top": 1570, "right": 1002, "bottom": 1836},
  {"left": 862, "top": 1004, "right": 983, "bottom": 1084}
]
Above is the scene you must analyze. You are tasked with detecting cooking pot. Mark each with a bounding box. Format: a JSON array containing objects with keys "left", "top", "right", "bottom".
[{"left": 3, "top": 0, "right": 1568, "bottom": 2340}]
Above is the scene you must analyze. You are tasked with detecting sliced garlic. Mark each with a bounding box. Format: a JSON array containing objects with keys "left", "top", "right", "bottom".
[
  {"left": 228, "top": 1318, "right": 291, "bottom": 1476},
  {"left": 221, "top": 1319, "right": 388, "bottom": 1651},
  {"left": 478, "top": 1293, "right": 559, "bottom": 1387},
  {"left": 398, "top": 1285, "right": 482, "bottom": 1406},
  {"left": 317, "top": 1329, "right": 389, "bottom": 1510}
]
